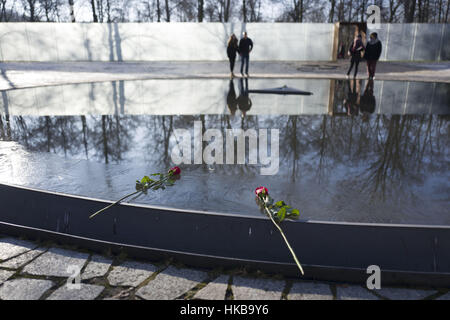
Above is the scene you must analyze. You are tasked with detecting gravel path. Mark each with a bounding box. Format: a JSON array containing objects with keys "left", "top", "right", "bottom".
[{"left": 0, "top": 235, "right": 448, "bottom": 300}]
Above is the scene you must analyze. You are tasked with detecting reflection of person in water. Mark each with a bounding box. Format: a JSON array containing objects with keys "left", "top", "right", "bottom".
[
  {"left": 227, "top": 79, "right": 238, "bottom": 116},
  {"left": 338, "top": 43, "right": 346, "bottom": 59},
  {"left": 360, "top": 79, "right": 376, "bottom": 118},
  {"left": 237, "top": 78, "right": 252, "bottom": 117},
  {"left": 343, "top": 79, "right": 360, "bottom": 116}
]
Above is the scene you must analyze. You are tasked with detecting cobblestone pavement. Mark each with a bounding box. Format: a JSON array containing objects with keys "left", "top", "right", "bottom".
[
  {"left": 0, "top": 235, "right": 448, "bottom": 300},
  {"left": 0, "top": 60, "right": 449, "bottom": 91}
]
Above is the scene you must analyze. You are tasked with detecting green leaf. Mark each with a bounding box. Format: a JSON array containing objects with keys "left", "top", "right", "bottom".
[
  {"left": 275, "top": 200, "right": 286, "bottom": 208},
  {"left": 141, "top": 176, "right": 153, "bottom": 184},
  {"left": 277, "top": 207, "right": 286, "bottom": 222}
]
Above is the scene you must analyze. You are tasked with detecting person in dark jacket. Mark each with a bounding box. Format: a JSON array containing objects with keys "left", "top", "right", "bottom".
[
  {"left": 227, "top": 34, "right": 239, "bottom": 79},
  {"left": 237, "top": 78, "right": 252, "bottom": 117},
  {"left": 346, "top": 34, "right": 365, "bottom": 78},
  {"left": 238, "top": 32, "right": 253, "bottom": 77},
  {"left": 364, "top": 33, "right": 382, "bottom": 79}
]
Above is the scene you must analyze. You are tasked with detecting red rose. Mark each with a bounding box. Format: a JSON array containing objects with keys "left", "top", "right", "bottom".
[
  {"left": 255, "top": 186, "right": 268, "bottom": 196},
  {"left": 169, "top": 166, "right": 181, "bottom": 175}
]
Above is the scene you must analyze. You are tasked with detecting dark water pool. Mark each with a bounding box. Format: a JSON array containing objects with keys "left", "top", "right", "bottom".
[{"left": 0, "top": 78, "right": 449, "bottom": 225}]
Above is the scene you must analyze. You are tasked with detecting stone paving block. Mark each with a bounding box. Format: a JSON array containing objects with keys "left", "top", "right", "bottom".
[
  {"left": 0, "top": 278, "right": 54, "bottom": 300},
  {"left": 81, "top": 255, "right": 113, "bottom": 280},
  {"left": 376, "top": 287, "right": 436, "bottom": 300},
  {"left": 22, "top": 247, "right": 89, "bottom": 278},
  {"left": 0, "top": 269, "right": 15, "bottom": 285},
  {"left": 437, "top": 292, "right": 450, "bottom": 300},
  {"left": 47, "top": 283, "right": 105, "bottom": 300},
  {"left": 336, "top": 285, "right": 380, "bottom": 300},
  {"left": 288, "top": 281, "right": 334, "bottom": 300},
  {"left": 193, "top": 274, "right": 229, "bottom": 300},
  {"left": 0, "top": 247, "right": 47, "bottom": 269},
  {"left": 231, "top": 276, "right": 285, "bottom": 300},
  {"left": 107, "top": 261, "right": 157, "bottom": 287},
  {"left": 0, "top": 238, "right": 37, "bottom": 260},
  {"left": 136, "top": 266, "right": 208, "bottom": 300}
]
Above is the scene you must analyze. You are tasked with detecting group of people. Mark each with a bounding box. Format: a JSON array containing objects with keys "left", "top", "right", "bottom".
[
  {"left": 346, "top": 32, "right": 382, "bottom": 79},
  {"left": 227, "top": 32, "right": 253, "bottom": 78},
  {"left": 227, "top": 30, "right": 382, "bottom": 81}
]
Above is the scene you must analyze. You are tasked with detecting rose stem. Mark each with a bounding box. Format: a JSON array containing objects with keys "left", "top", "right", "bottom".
[
  {"left": 89, "top": 175, "right": 173, "bottom": 219},
  {"left": 89, "top": 190, "right": 142, "bottom": 219},
  {"left": 263, "top": 204, "right": 304, "bottom": 276}
]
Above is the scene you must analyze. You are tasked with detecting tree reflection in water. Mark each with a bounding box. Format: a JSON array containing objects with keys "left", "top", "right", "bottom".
[{"left": 2, "top": 113, "right": 447, "bottom": 188}]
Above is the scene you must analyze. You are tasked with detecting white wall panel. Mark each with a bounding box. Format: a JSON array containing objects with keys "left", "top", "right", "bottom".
[
  {"left": 0, "top": 23, "right": 31, "bottom": 61},
  {"left": 367, "top": 23, "right": 449, "bottom": 62},
  {"left": 26, "top": 23, "right": 58, "bottom": 61},
  {"left": 53, "top": 23, "right": 87, "bottom": 61},
  {"left": 1, "top": 23, "right": 447, "bottom": 62},
  {"left": 0, "top": 23, "right": 335, "bottom": 62}
]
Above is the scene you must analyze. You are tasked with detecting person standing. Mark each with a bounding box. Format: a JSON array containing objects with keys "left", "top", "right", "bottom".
[
  {"left": 346, "top": 34, "right": 364, "bottom": 78},
  {"left": 238, "top": 32, "right": 253, "bottom": 77},
  {"left": 364, "top": 33, "right": 382, "bottom": 79},
  {"left": 227, "top": 34, "right": 239, "bottom": 79}
]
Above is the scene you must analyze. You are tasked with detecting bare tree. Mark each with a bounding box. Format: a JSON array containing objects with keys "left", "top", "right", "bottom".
[
  {"left": 68, "top": 0, "right": 75, "bottom": 22},
  {"left": 197, "top": 0, "right": 203, "bottom": 21},
  {"left": 156, "top": 0, "right": 161, "bottom": 21},
  {"left": 0, "top": 0, "right": 8, "bottom": 21},
  {"left": 446, "top": 0, "right": 450, "bottom": 22},
  {"left": 39, "top": 0, "right": 54, "bottom": 21},
  {"left": 4, "top": 0, "right": 450, "bottom": 23},
  {"left": 388, "top": 0, "right": 402, "bottom": 22},
  {"left": 247, "top": 0, "right": 262, "bottom": 21},
  {"left": 403, "top": 0, "right": 417, "bottom": 22},
  {"left": 89, "top": 0, "right": 98, "bottom": 22},
  {"left": 22, "top": 0, "right": 38, "bottom": 21},
  {"left": 223, "top": 0, "right": 231, "bottom": 21},
  {"left": 329, "top": 0, "right": 336, "bottom": 22},
  {"left": 165, "top": 0, "right": 170, "bottom": 21}
]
